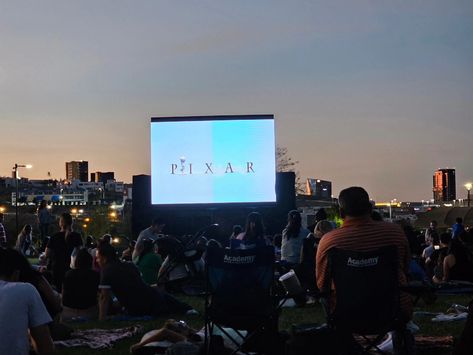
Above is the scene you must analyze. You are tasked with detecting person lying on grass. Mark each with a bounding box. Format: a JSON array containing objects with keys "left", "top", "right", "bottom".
[{"left": 129, "top": 319, "right": 201, "bottom": 354}]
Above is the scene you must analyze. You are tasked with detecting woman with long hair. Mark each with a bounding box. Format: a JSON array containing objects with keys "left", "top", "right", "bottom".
[
  {"left": 16, "top": 224, "right": 33, "bottom": 256},
  {"left": 443, "top": 237, "right": 473, "bottom": 282},
  {"left": 235, "top": 212, "right": 268, "bottom": 248},
  {"left": 281, "top": 210, "right": 310, "bottom": 265}
]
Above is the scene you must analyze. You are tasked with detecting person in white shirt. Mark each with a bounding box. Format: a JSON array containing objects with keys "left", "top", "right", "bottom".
[
  {"left": 132, "top": 218, "right": 166, "bottom": 260},
  {"left": 281, "top": 210, "right": 310, "bottom": 265},
  {"left": 16, "top": 224, "right": 33, "bottom": 255},
  {"left": 0, "top": 248, "right": 54, "bottom": 355}
]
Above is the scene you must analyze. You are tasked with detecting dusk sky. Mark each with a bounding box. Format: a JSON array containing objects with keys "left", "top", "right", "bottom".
[{"left": 0, "top": 1, "right": 472, "bottom": 202}]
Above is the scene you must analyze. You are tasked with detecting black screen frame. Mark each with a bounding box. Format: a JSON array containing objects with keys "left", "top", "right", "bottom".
[{"left": 150, "top": 114, "right": 277, "bottom": 208}]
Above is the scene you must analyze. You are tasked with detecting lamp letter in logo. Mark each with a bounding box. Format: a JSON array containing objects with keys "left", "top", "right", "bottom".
[
  {"left": 225, "top": 163, "right": 234, "bottom": 174},
  {"left": 247, "top": 162, "right": 255, "bottom": 173},
  {"left": 180, "top": 157, "right": 186, "bottom": 174}
]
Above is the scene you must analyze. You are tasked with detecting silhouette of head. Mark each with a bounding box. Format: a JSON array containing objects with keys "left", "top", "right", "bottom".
[{"left": 338, "top": 187, "right": 372, "bottom": 219}]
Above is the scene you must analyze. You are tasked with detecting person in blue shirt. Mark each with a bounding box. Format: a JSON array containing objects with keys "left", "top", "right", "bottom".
[{"left": 452, "top": 217, "right": 465, "bottom": 239}]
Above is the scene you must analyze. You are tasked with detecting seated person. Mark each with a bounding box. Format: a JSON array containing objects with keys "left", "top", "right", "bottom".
[
  {"left": 130, "top": 319, "right": 201, "bottom": 354},
  {"left": 62, "top": 248, "right": 100, "bottom": 320},
  {"left": 85, "top": 235, "right": 96, "bottom": 250},
  {"left": 0, "top": 248, "right": 54, "bottom": 355},
  {"left": 97, "top": 243, "right": 194, "bottom": 320},
  {"left": 234, "top": 212, "right": 270, "bottom": 249},
  {"left": 427, "top": 232, "right": 451, "bottom": 282},
  {"left": 132, "top": 218, "right": 166, "bottom": 260},
  {"left": 121, "top": 240, "right": 136, "bottom": 262},
  {"left": 16, "top": 224, "right": 33, "bottom": 256},
  {"left": 422, "top": 230, "right": 440, "bottom": 260},
  {"left": 441, "top": 238, "right": 473, "bottom": 283},
  {"left": 316, "top": 187, "right": 412, "bottom": 321},
  {"left": 134, "top": 239, "right": 162, "bottom": 285},
  {"left": 299, "top": 220, "right": 333, "bottom": 291},
  {"left": 9, "top": 248, "right": 62, "bottom": 321},
  {"left": 91, "top": 238, "right": 112, "bottom": 272},
  {"left": 229, "top": 224, "right": 243, "bottom": 243},
  {"left": 281, "top": 210, "right": 311, "bottom": 266}
]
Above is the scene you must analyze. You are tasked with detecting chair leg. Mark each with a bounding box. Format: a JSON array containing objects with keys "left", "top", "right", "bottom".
[
  {"left": 361, "top": 334, "right": 388, "bottom": 354},
  {"left": 392, "top": 329, "right": 415, "bottom": 355}
]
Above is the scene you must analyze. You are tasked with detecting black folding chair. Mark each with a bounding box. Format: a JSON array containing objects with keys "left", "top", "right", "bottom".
[
  {"left": 204, "top": 246, "right": 279, "bottom": 355},
  {"left": 323, "top": 246, "right": 410, "bottom": 354}
]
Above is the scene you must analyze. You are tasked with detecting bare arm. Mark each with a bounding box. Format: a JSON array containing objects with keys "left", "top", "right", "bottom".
[
  {"left": 130, "top": 329, "right": 186, "bottom": 353},
  {"left": 30, "top": 324, "right": 54, "bottom": 355},
  {"left": 99, "top": 288, "right": 111, "bottom": 321},
  {"left": 132, "top": 240, "right": 143, "bottom": 261},
  {"left": 315, "top": 240, "right": 328, "bottom": 292},
  {"left": 442, "top": 255, "right": 455, "bottom": 282},
  {"left": 37, "top": 276, "right": 62, "bottom": 316}
]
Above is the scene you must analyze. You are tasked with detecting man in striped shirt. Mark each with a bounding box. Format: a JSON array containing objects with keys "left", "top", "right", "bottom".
[{"left": 316, "top": 187, "right": 412, "bottom": 320}]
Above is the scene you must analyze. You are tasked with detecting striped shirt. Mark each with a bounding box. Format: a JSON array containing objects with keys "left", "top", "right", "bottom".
[{"left": 316, "top": 216, "right": 412, "bottom": 319}]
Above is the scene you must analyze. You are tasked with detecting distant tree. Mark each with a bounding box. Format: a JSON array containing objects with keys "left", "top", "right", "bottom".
[
  {"left": 276, "top": 146, "right": 298, "bottom": 173},
  {"left": 276, "top": 146, "right": 305, "bottom": 194},
  {"left": 85, "top": 206, "right": 111, "bottom": 239}
]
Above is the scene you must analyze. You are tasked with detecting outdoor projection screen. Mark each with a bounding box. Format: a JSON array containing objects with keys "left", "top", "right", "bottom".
[{"left": 150, "top": 115, "right": 276, "bottom": 205}]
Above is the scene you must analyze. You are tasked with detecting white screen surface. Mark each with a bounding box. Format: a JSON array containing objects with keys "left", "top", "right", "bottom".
[{"left": 151, "top": 116, "right": 276, "bottom": 205}]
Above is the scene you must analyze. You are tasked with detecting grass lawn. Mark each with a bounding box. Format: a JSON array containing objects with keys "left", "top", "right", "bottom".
[{"left": 56, "top": 293, "right": 471, "bottom": 355}]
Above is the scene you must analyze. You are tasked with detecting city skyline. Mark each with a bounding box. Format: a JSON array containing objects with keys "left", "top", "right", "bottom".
[{"left": 1, "top": 1, "right": 472, "bottom": 201}]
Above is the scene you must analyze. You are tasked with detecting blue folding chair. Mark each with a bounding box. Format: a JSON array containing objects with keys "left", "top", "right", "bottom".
[{"left": 204, "top": 245, "right": 279, "bottom": 354}]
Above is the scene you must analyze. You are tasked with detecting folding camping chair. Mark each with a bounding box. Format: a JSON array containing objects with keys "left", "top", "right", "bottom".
[
  {"left": 204, "top": 245, "right": 280, "bottom": 355},
  {"left": 322, "top": 246, "right": 411, "bottom": 354}
]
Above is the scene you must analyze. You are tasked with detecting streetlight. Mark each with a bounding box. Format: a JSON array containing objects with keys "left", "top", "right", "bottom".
[
  {"left": 388, "top": 199, "right": 397, "bottom": 220},
  {"left": 12, "top": 164, "right": 32, "bottom": 236},
  {"left": 465, "top": 183, "right": 472, "bottom": 208}
]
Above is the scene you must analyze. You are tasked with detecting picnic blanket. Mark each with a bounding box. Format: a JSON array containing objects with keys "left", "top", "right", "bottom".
[
  {"left": 368, "top": 334, "right": 454, "bottom": 354},
  {"left": 415, "top": 336, "right": 454, "bottom": 351},
  {"left": 414, "top": 303, "right": 469, "bottom": 322},
  {"left": 54, "top": 325, "right": 143, "bottom": 349}
]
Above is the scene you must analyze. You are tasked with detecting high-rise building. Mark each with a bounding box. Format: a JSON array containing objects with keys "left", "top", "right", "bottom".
[
  {"left": 66, "top": 161, "right": 88, "bottom": 182},
  {"left": 306, "top": 178, "right": 332, "bottom": 200},
  {"left": 433, "top": 168, "right": 456, "bottom": 203},
  {"left": 91, "top": 171, "right": 115, "bottom": 184}
]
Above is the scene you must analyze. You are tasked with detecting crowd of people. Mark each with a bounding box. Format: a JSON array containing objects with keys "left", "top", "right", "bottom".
[
  {"left": 1, "top": 186, "right": 473, "bottom": 354},
  {"left": 419, "top": 218, "right": 473, "bottom": 283},
  {"left": 0, "top": 212, "right": 198, "bottom": 355}
]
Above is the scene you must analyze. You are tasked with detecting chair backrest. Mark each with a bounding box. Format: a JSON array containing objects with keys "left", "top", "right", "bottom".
[
  {"left": 326, "top": 246, "right": 400, "bottom": 333},
  {"left": 205, "top": 246, "right": 275, "bottom": 316}
]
